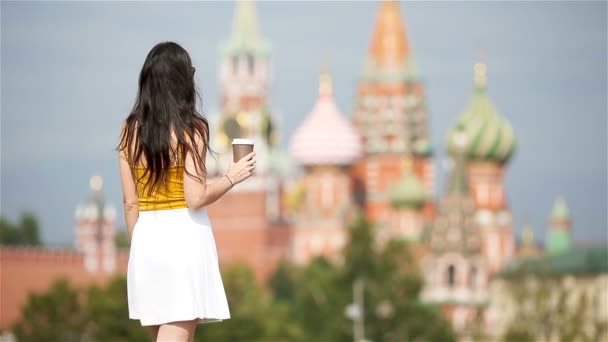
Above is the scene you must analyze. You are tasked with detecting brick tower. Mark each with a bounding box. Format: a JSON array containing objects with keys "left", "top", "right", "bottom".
[
  {"left": 74, "top": 175, "right": 117, "bottom": 273},
  {"left": 288, "top": 69, "right": 362, "bottom": 264},
  {"left": 351, "top": 0, "right": 435, "bottom": 226},
  {"left": 205, "top": 0, "right": 287, "bottom": 282},
  {"left": 445, "top": 61, "right": 517, "bottom": 275}
]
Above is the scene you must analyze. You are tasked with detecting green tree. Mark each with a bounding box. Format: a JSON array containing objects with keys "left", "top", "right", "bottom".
[
  {"left": 196, "top": 264, "right": 303, "bottom": 342},
  {"left": 84, "top": 275, "right": 149, "bottom": 342},
  {"left": 341, "top": 219, "right": 455, "bottom": 342},
  {"left": 0, "top": 212, "right": 42, "bottom": 246},
  {"left": 0, "top": 217, "right": 20, "bottom": 244},
  {"left": 289, "top": 257, "right": 351, "bottom": 341},
  {"left": 115, "top": 230, "right": 131, "bottom": 249},
  {"left": 268, "top": 260, "right": 295, "bottom": 303},
  {"left": 502, "top": 274, "right": 608, "bottom": 342},
  {"left": 19, "top": 212, "right": 42, "bottom": 246},
  {"left": 342, "top": 215, "right": 377, "bottom": 283},
  {"left": 12, "top": 278, "right": 85, "bottom": 342},
  {"left": 269, "top": 217, "right": 456, "bottom": 342}
]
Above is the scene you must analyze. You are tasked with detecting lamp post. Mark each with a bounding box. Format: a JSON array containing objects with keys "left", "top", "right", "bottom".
[
  {"left": 90, "top": 175, "right": 104, "bottom": 273},
  {"left": 345, "top": 278, "right": 367, "bottom": 342}
]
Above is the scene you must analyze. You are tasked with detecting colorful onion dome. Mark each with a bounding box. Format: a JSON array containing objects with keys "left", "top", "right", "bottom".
[
  {"left": 389, "top": 156, "right": 427, "bottom": 209},
  {"left": 289, "top": 71, "right": 362, "bottom": 166},
  {"left": 446, "top": 62, "right": 516, "bottom": 164}
]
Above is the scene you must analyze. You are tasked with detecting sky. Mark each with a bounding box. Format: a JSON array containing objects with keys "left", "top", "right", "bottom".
[{"left": 1, "top": 1, "right": 606, "bottom": 247}]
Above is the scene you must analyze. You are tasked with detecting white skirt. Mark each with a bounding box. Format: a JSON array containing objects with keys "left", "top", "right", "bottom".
[{"left": 127, "top": 207, "right": 230, "bottom": 326}]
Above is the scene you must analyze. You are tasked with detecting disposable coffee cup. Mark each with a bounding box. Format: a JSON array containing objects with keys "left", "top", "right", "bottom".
[{"left": 232, "top": 138, "right": 254, "bottom": 162}]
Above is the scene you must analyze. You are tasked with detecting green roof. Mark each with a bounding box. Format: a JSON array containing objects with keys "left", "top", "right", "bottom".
[
  {"left": 546, "top": 230, "right": 571, "bottom": 255},
  {"left": 445, "top": 67, "right": 516, "bottom": 165},
  {"left": 389, "top": 168, "right": 427, "bottom": 209},
  {"left": 501, "top": 245, "right": 608, "bottom": 277}
]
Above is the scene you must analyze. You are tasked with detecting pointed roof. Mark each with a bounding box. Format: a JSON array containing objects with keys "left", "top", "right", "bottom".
[
  {"left": 423, "top": 133, "right": 479, "bottom": 255},
  {"left": 221, "top": 0, "right": 270, "bottom": 56},
  {"left": 546, "top": 196, "right": 572, "bottom": 255},
  {"left": 551, "top": 196, "right": 570, "bottom": 221},
  {"left": 445, "top": 132, "right": 470, "bottom": 196},
  {"left": 361, "top": 0, "right": 419, "bottom": 82},
  {"left": 368, "top": 0, "right": 411, "bottom": 69}
]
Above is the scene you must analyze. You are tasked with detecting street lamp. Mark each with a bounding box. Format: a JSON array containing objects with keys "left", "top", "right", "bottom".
[{"left": 345, "top": 278, "right": 370, "bottom": 342}]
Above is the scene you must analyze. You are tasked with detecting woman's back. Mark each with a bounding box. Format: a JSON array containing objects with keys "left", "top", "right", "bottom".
[
  {"left": 119, "top": 42, "right": 253, "bottom": 340},
  {"left": 133, "top": 164, "right": 188, "bottom": 211}
]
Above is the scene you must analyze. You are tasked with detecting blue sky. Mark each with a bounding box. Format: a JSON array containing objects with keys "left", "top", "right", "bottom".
[{"left": 1, "top": 1, "right": 606, "bottom": 246}]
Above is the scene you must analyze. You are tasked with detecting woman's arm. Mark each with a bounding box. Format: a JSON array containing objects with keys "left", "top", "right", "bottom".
[
  {"left": 183, "top": 134, "right": 255, "bottom": 210},
  {"left": 118, "top": 150, "right": 139, "bottom": 239}
]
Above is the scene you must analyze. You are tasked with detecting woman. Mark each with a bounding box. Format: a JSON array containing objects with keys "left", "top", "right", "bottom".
[{"left": 117, "top": 41, "right": 255, "bottom": 342}]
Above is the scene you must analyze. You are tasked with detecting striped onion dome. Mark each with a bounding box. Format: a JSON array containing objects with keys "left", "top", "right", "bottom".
[
  {"left": 389, "top": 156, "right": 427, "bottom": 209},
  {"left": 289, "top": 71, "right": 362, "bottom": 166},
  {"left": 446, "top": 63, "right": 516, "bottom": 164}
]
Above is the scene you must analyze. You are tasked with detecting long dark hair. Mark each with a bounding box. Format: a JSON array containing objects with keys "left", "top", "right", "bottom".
[{"left": 117, "top": 42, "right": 212, "bottom": 196}]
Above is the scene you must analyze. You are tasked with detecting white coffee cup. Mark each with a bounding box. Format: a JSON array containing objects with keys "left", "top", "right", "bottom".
[{"left": 232, "top": 138, "right": 255, "bottom": 162}]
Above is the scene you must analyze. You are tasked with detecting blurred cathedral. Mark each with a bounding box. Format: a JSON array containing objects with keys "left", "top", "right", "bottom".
[{"left": 1, "top": 0, "right": 605, "bottom": 338}]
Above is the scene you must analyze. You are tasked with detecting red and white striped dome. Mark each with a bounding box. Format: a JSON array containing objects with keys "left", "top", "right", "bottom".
[{"left": 289, "top": 72, "right": 362, "bottom": 166}]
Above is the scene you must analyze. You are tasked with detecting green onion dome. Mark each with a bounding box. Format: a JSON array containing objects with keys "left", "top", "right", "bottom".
[
  {"left": 413, "top": 139, "right": 433, "bottom": 157},
  {"left": 446, "top": 63, "right": 516, "bottom": 164},
  {"left": 389, "top": 157, "right": 427, "bottom": 209}
]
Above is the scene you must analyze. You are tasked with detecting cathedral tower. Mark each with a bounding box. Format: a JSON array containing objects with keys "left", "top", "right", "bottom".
[
  {"left": 546, "top": 196, "right": 572, "bottom": 255},
  {"left": 446, "top": 61, "right": 517, "bottom": 275},
  {"left": 351, "top": 0, "right": 435, "bottom": 225},
  {"left": 208, "top": 0, "right": 278, "bottom": 177},
  {"left": 421, "top": 133, "right": 488, "bottom": 333},
  {"left": 288, "top": 69, "right": 362, "bottom": 264}
]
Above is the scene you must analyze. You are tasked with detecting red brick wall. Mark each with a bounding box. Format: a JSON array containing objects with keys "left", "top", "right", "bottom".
[
  {"left": 0, "top": 247, "right": 129, "bottom": 330},
  {"left": 207, "top": 191, "right": 289, "bottom": 282}
]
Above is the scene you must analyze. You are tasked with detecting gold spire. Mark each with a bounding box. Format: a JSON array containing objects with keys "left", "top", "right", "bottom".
[
  {"left": 474, "top": 63, "right": 487, "bottom": 89},
  {"left": 474, "top": 42, "right": 487, "bottom": 89},
  {"left": 319, "top": 72, "right": 332, "bottom": 97},
  {"left": 319, "top": 55, "right": 332, "bottom": 97}
]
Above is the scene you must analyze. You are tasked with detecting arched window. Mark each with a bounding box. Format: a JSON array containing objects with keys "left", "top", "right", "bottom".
[{"left": 447, "top": 264, "right": 456, "bottom": 288}]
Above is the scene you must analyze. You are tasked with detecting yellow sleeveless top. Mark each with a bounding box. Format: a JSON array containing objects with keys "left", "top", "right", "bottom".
[{"left": 133, "top": 165, "right": 189, "bottom": 211}]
